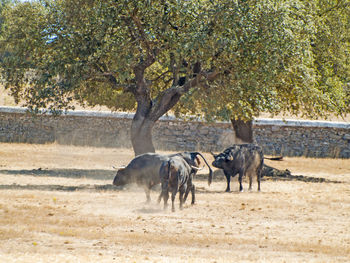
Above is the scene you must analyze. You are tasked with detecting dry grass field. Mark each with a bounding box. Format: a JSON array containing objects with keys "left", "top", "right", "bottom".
[{"left": 0, "top": 143, "right": 349, "bottom": 262}]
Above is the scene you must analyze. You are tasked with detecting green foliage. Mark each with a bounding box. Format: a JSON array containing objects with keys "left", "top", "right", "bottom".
[
  {"left": 0, "top": 0, "right": 348, "bottom": 120},
  {"left": 176, "top": 0, "right": 349, "bottom": 121},
  {"left": 0, "top": 0, "right": 14, "bottom": 62},
  {"left": 311, "top": 0, "right": 350, "bottom": 116}
]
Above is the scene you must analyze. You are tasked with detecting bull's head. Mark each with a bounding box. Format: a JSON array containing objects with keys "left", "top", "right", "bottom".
[
  {"left": 112, "top": 168, "right": 130, "bottom": 186},
  {"left": 211, "top": 152, "right": 233, "bottom": 169}
]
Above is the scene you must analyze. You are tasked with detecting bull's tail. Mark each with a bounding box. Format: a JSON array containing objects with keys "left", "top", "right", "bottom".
[
  {"left": 163, "top": 160, "right": 171, "bottom": 191},
  {"left": 167, "top": 160, "right": 171, "bottom": 179},
  {"left": 191, "top": 152, "right": 213, "bottom": 186}
]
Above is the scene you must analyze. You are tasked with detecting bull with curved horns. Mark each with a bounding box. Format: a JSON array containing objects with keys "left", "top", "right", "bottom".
[{"left": 113, "top": 152, "right": 213, "bottom": 202}]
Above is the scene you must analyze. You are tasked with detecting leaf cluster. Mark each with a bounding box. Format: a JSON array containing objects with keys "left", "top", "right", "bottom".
[{"left": 0, "top": 0, "right": 348, "bottom": 119}]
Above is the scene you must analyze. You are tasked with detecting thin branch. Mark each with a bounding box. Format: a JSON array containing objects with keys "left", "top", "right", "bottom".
[
  {"left": 148, "top": 70, "right": 171, "bottom": 82},
  {"left": 169, "top": 52, "right": 177, "bottom": 85},
  {"left": 129, "top": 8, "right": 158, "bottom": 71},
  {"left": 131, "top": 10, "right": 152, "bottom": 53},
  {"left": 86, "top": 71, "right": 137, "bottom": 93}
]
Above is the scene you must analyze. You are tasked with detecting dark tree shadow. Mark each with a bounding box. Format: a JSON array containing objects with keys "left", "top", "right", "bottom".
[
  {"left": 0, "top": 183, "right": 122, "bottom": 192},
  {"left": 0, "top": 167, "right": 343, "bottom": 194},
  {"left": 0, "top": 168, "right": 115, "bottom": 180},
  {"left": 0, "top": 168, "right": 120, "bottom": 192}
]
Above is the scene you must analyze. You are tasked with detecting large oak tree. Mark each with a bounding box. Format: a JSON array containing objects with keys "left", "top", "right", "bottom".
[{"left": 1, "top": 0, "right": 349, "bottom": 155}]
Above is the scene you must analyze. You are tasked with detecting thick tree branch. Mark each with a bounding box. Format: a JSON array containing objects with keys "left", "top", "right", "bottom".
[
  {"left": 149, "top": 70, "right": 220, "bottom": 121},
  {"left": 178, "top": 70, "right": 219, "bottom": 94}
]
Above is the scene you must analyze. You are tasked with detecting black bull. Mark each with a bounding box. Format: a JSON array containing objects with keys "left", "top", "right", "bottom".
[
  {"left": 112, "top": 152, "right": 213, "bottom": 202},
  {"left": 211, "top": 144, "right": 264, "bottom": 192},
  {"left": 158, "top": 155, "right": 196, "bottom": 212}
]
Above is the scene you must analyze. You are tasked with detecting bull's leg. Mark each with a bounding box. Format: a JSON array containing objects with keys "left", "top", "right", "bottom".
[
  {"left": 159, "top": 180, "right": 168, "bottom": 204},
  {"left": 179, "top": 189, "right": 185, "bottom": 210},
  {"left": 224, "top": 171, "right": 231, "bottom": 192},
  {"left": 248, "top": 173, "right": 253, "bottom": 191},
  {"left": 191, "top": 184, "right": 195, "bottom": 205},
  {"left": 171, "top": 190, "right": 177, "bottom": 212},
  {"left": 144, "top": 187, "right": 151, "bottom": 203},
  {"left": 238, "top": 171, "right": 244, "bottom": 192},
  {"left": 179, "top": 184, "right": 187, "bottom": 210},
  {"left": 183, "top": 183, "right": 191, "bottom": 202},
  {"left": 183, "top": 188, "right": 190, "bottom": 202},
  {"left": 163, "top": 190, "right": 169, "bottom": 210},
  {"left": 257, "top": 169, "right": 261, "bottom": 192},
  {"left": 157, "top": 192, "right": 162, "bottom": 204}
]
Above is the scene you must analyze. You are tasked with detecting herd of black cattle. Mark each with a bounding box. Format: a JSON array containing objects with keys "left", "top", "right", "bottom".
[{"left": 113, "top": 143, "right": 265, "bottom": 212}]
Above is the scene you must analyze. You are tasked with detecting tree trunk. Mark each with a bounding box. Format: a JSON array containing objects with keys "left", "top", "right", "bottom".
[
  {"left": 231, "top": 119, "right": 253, "bottom": 143},
  {"left": 130, "top": 115, "right": 156, "bottom": 156}
]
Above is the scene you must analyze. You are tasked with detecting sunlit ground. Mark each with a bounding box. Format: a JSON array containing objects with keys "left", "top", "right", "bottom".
[{"left": 0, "top": 143, "right": 349, "bottom": 262}]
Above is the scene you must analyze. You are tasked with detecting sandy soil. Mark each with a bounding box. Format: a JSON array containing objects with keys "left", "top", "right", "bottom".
[{"left": 0, "top": 143, "right": 350, "bottom": 262}]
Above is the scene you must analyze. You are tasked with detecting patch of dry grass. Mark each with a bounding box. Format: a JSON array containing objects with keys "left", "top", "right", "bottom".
[{"left": 0, "top": 143, "right": 350, "bottom": 262}]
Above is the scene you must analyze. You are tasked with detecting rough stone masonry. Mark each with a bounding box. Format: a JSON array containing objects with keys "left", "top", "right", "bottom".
[{"left": 0, "top": 106, "right": 349, "bottom": 158}]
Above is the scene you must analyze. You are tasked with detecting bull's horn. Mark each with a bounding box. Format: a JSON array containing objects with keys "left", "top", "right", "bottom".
[
  {"left": 226, "top": 155, "right": 234, "bottom": 161},
  {"left": 191, "top": 165, "right": 204, "bottom": 171},
  {"left": 112, "top": 165, "right": 126, "bottom": 170}
]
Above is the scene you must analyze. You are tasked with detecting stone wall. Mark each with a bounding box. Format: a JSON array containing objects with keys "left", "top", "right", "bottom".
[
  {"left": 254, "top": 119, "right": 350, "bottom": 158},
  {"left": 0, "top": 106, "right": 349, "bottom": 158}
]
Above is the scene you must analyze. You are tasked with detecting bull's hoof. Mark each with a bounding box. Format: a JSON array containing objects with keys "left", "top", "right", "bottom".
[{"left": 225, "top": 189, "right": 230, "bottom": 192}]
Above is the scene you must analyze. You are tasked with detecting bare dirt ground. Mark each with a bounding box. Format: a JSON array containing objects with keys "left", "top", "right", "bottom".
[{"left": 0, "top": 143, "right": 350, "bottom": 262}]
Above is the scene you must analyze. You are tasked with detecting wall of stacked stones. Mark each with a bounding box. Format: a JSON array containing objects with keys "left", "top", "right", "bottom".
[{"left": 0, "top": 107, "right": 349, "bottom": 158}]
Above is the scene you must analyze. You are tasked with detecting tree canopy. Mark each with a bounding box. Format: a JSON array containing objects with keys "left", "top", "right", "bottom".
[
  {"left": 0, "top": 0, "right": 14, "bottom": 62},
  {"left": 1, "top": 0, "right": 349, "bottom": 154},
  {"left": 175, "top": 0, "right": 350, "bottom": 121}
]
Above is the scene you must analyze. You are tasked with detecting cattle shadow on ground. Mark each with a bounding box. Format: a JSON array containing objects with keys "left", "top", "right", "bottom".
[
  {"left": 262, "top": 174, "right": 343, "bottom": 184},
  {"left": 0, "top": 168, "right": 115, "bottom": 180},
  {"left": 198, "top": 171, "right": 343, "bottom": 184},
  {"left": 0, "top": 183, "right": 121, "bottom": 192},
  {"left": 195, "top": 187, "right": 246, "bottom": 194}
]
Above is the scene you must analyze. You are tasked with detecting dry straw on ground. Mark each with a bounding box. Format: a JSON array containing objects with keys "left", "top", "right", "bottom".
[{"left": 0, "top": 143, "right": 350, "bottom": 262}]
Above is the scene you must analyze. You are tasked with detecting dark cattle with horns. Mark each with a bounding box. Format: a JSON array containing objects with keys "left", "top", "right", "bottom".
[
  {"left": 113, "top": 152, "right": 212, "bottom": 202},
  {"left": 158, "top": 155, "right": 197, "bottom": 212},
  {"left": 211, "top": 144, "right": 264, "bottom": 192}
]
